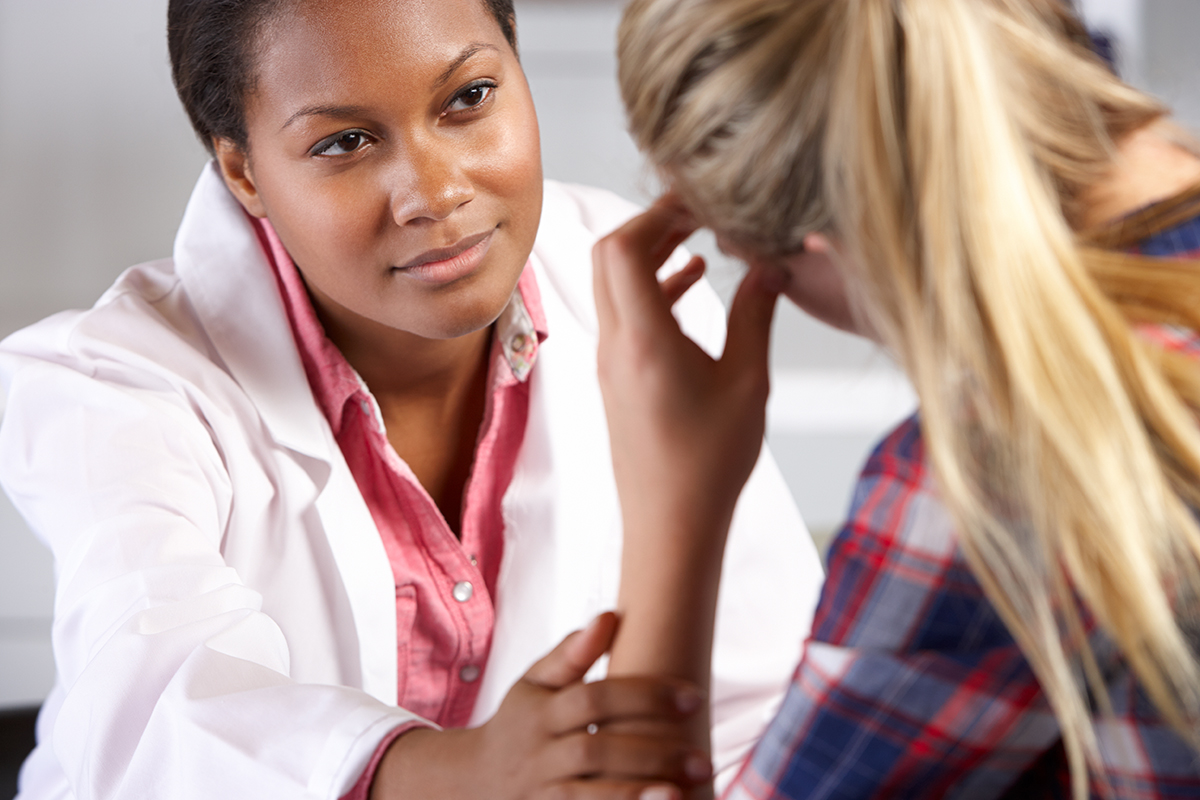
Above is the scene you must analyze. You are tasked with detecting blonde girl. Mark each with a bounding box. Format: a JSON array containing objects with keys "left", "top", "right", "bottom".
[{"left": 594, "top": 0, "right": 1200, "bottom": 797}]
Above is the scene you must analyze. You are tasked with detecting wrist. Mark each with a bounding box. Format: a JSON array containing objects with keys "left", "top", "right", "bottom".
[
  {"left": 371, "top": 727, "right": 469, "bottom": 800},
  {"left": 610, "top": 515, "right": 730, "bottom": 688},
  {"left": 620, "top": 495, "right": 737, "bottom": 548}
]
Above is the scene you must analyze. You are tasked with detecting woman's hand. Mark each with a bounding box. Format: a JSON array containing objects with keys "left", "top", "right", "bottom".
[
  {"left": 592, "top": 194, "right": 784, "bottom": 543},
  {"left": 371, "top": 612, "right": 711, "bottom": 800}
]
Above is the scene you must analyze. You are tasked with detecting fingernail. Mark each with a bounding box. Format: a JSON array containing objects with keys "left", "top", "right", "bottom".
[
  {"left": 640, "top": 786, "right": 678, "bottom": 800},
  {"left": 685, "top": 753, "right": 714, "bottom": 782},
  {"left": 675, "top": 686, "right": 704, "bottom": 714}
]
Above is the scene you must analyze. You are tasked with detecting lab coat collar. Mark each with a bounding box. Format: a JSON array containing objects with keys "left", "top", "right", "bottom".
[
  {"left": 173, "top": 162, "right": 334, "bottom": 467},
  {"left": 174, "top": 164, "right": 400, "bottom": 702}
]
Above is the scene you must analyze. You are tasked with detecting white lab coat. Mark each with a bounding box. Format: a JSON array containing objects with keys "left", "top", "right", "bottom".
[{"left": 0, "top": 164, "right": 823, "bottom": 800}]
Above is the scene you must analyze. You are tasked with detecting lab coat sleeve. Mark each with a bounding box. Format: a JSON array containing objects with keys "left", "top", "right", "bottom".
[{"left": 0, "top": 335, "right": 421, "bottom": 799}]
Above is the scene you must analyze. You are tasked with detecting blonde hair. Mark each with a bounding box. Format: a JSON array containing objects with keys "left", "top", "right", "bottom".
[{"left": 619, "top": 0, "right": 1200, "bottom": 794}]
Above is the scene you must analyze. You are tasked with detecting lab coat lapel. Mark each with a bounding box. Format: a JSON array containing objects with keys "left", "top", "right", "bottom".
[
  {"left": 174, "top": 163, "right": 329, "bottom": 463},
  {"left": 470, "top": 190, "right": 623, "bottom": 724},
  {"left": 173, "top": 163, "right": 398, "bottom": 704}
]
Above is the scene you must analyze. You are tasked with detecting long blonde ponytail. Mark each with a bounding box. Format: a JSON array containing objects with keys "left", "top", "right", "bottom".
[{"left": 619, "top": 0, "right": 1200, "bottom": 795}]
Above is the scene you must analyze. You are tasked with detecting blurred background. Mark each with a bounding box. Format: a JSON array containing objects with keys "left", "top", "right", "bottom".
[{"left": 0, "top": 0, "right": 1197, "bottom": 777}]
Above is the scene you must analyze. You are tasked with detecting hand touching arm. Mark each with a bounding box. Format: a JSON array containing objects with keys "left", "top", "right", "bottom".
[{"left": 371, "top": 613, "right": 712, "bottom": 800}]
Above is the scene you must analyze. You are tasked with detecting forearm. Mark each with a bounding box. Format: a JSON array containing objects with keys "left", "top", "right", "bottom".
[
  {"left": 607, "top": 507, "right": 734, "bottom": 800},
  {"left": 608, "top": 509, "right": 731, "bottom": 686},
  {"left": 592, "top": 196, "right": 782, "bottom": 798}
]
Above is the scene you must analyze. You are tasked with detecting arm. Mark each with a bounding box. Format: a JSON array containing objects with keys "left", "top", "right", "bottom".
[
  {"left": 1, "top": 340, "right": 710, "bottom": 800},
  {"left": 592, "top": 198, "right": 786, "bottom": 798},
  {"left": 0, "top": 360, "right": 417, "bottom": 798},
  {"left": 537, "top": 181, "right": 817, "bottom": 790}
]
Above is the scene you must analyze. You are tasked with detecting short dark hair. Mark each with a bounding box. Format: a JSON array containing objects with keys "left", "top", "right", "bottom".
[{"left": 168, "top": 0, "right": 517, "bottom": 155}]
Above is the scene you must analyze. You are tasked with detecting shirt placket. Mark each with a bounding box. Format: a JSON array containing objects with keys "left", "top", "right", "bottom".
[{"left": 350, "top": 384, "right": 493, "bottom": 726}]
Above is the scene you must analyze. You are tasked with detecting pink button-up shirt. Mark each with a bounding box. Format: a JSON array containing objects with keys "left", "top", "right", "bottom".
[{"left": 252, "top": 219, "right": 546, "bottom": 795}]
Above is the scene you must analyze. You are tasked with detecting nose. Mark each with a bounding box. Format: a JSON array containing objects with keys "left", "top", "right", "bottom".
[{"left": 388, "top": 136, "right": 475, "bottom": 225}]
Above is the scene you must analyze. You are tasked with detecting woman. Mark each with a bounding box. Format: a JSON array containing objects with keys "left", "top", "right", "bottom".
[
  {"left": 0, "top": 0, "right": 823, "bottom": 797},
  {"left": 596, "top": 0, "right": 1200, "bottom": 797}
]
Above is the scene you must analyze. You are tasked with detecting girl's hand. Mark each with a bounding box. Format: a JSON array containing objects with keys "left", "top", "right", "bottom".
[
  {"left": 372, "top": 612, "right": 711, "bottom": 800},
  {"left": 592, "top": 194, "right": 783, "bottom": 543}
]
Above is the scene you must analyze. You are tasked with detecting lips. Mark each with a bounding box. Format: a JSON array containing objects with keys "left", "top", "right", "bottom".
[{"left": 393, "top": 230, "right": 496, "bottom": 285}]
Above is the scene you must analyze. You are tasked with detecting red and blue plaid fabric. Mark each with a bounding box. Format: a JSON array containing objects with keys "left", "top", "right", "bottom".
[{"left": 726, "top": 202, "right": 1200, "bottom": 800}]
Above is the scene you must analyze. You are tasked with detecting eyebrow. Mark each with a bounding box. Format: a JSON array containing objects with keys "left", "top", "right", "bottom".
[
  {"left": 281, "top": 103, "right": 373, "bottom": 131},
  {"left": 280, "top": 43, "right": 501, "bottom": 131},
  {"left": 434, "top": 42, "right": 499, "bottom": 88}
]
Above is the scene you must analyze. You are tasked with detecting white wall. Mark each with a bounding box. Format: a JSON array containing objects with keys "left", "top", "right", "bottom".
[
  {"left": 0, "top": 0, "right": 207, "bottom": 708},
  {"left": 0, "top": 0, "right": 1195, "bottom": 710},
  {"left": 1077, "top": 0, "right": 1145, "bottom": 81}
]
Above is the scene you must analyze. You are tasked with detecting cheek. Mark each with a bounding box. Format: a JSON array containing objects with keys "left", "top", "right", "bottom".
[
  {"left": 477, "top": 89, "right": 543, "bottom": 216},
  {"left": 281, "top": 185, "right": 376, "bottom": 275}
]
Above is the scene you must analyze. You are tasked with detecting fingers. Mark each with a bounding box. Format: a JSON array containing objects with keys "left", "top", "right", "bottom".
[
  {"left": 593, "top": 195, "right": 699, "bottom": 332},
  {"left": 721, "top": 265, "right": 784, "bottom": 389},
  {"left": 659, "top": 256, "right": 705, "bottom": 307},
  {"left": 546, "top": 676, "right": 704, "bottom": 736},
  {"left": 524, "top": 613, "right": 619, "bottom": 690},
  {"left": 531, "top": 779, "right": 682, "bottom": 800},
  {"left": 619, "top": 193, "right": 698, "bottom": 272},
  {"left": 536, "top": 729, "right": 712, "bottom": 788}
]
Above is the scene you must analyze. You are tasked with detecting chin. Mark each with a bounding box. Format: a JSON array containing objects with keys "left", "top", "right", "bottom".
[{"left": 406, "top": 296, "right": 512, "bottom": 341}]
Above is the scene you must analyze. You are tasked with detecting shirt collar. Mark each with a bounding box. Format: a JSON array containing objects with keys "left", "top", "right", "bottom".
[{"left": 496, "top": 267, "right": 546, "bottom": 384}]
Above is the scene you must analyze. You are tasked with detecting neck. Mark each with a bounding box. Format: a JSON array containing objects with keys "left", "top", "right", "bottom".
[
  {"left": 1078, "top": 120, "right": 1200, "bottom": 231},
  {"left": 307, "top": 286, "right": 492, "bottom": 402},
  {"left": 305, "top": 283, "right": 494, "bottom": 535}
]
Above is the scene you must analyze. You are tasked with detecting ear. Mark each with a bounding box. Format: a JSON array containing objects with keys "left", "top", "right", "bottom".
[
  {"left": 801, "top": 232, "right": 835, "bottom": 255},
  {"left": 213, "top": 138, "right": 268, "bottom": 218}
]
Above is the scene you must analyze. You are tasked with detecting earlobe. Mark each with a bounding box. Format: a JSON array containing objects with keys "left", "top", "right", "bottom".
[
  {"left": 213, "top": 139, "right": 267, "bottom": 218},
  {"left": 802, "top": 233, "right": 834, "bottom": 255}
]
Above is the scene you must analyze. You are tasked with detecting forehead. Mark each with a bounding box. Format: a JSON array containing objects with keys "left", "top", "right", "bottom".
[{"left": 251, "top": 0, "right": 507, "bottom": 113}]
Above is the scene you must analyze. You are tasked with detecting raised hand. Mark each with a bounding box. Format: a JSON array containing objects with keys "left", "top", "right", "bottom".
[{"left": 592, "top": 193, "right": 783, "bottom": 549}]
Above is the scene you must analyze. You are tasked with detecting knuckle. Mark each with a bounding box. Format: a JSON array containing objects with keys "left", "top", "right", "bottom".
[
  {"left": 736, "top": 370, "right": 770, "bottom": 404},
  {"left": 531, "top": 784, "right": 569, "bottom": 800},
  {"left": 592, "top": 237, "right": 622, "bottom": 263},
  {"left": 536, "top": 784, "right": 572, "bottom": 800},
  {"left": 568, "top": 731, "right": 603, "bottom": 771},
  {"left": 573, "top": 683, "right": 607, "bottom": 725}
]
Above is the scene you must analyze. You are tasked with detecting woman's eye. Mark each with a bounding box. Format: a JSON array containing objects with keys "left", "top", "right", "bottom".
[
  {"left": 312, "top": 130, "right": 370, "bottom": 157},
  {"left": 447, "top": 82, "right": 495, "bottom": 113}
]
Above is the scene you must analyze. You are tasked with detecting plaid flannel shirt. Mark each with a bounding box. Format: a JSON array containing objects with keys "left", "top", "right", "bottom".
[{"left": 726, "top": 186, "right": 1200, "bottom": 800}]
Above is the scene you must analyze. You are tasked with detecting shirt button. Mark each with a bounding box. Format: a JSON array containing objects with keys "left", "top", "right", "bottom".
[
  {"left": 460, "top": 664, "right": 481, "bottom": 683},
  {"left": 510, "top": 333, "right": 527, "bottom": 352},
  {"left": 452, "top": 581, "right": 474, "bottom": 603},
  {"left": 469, "top": 555, "right": 478, "bottom": 567}
]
